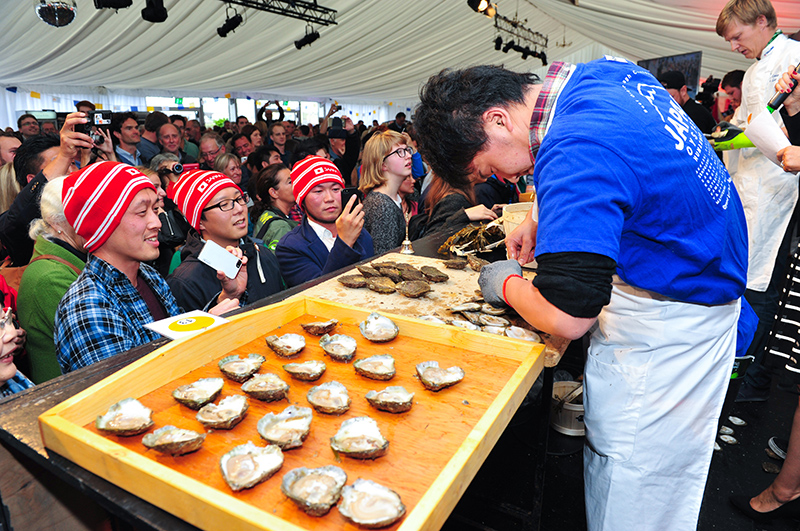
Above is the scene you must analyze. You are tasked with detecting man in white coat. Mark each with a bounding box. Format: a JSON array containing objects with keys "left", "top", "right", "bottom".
[{"left": 716, "top": 0, "right": 800, "bottom": 402}]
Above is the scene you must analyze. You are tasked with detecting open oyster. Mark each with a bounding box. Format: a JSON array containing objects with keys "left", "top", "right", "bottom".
[
  {"left": 283, "top": 360, "right": 327, "bottom": 381},
  {"left": 220, "top": 441, "right": 283, "bottom": 492},
  {"left": 301, "top": 318, "right": 339, "bottom": 336},
  {"left": 395, "top": 280, "right": 431, "bottom": 298},
  {"left": 365, "top": 386, "right": 414, "bottom": 413},
  {"left": 281, "top": 465, "right": 348, "bottom": 516},
  {"left": 319, "top": 333, "right": 358, "bottom": 362},
  {"left": 450, "top": 302, "right": 481, "bottom": 313},
  {"left": 241, "top": 373, "right": 290, "bottom": 402},
  {"left": 307, "top": 381, "right": 351, "bottom": 415},
  {"left": 257, "top": 405, "right": 313, "bottom": 449},
  {"left": 359, "top": 313, "right": 399, "bottom": 343},
  {"left": 196, "top": 394, "right": 249, "bottom": 430},
  {"left": 483, "top": 325, "right": 507, "bottom": 335},
  {"left": 451, "top": 319, "right": 480, "bottom": 331},
  {"left": 266, "top": 333, "right": 306, "bottom": 358},
  {"left": 218, "top": 353, "right": 265, "bottom": 382},
  {"left": 338, "top": 479, "right": 406, "bottom": 528},
  {"left": 142, "top": 426, "right": 205, "bottom": 456},
  {"left": 417, "top": 315, "right": 447, "bottom": 325},
  {"left": 506, "top": 326, "right": 541, "bottom": 343},
  {"left": 443, "top": 258, "right": 467, "bottom": 269},
  {"left": 353, "top": 354, "right": 396, "bottom": 380},
  {"left": 330, "top": 417, "right": 388, "bottom": 459},
  {"left": 366, "top": 277, "right": 396, "bottom": 294},
  {"left": 460, "top": 311, "right": 483, "bottom": 325},
  {"left": 467, "top": 254, "right": 489, "bottom": 272},
  {"left": 96, "top": 398, "right": 154, "bottom": 436},
  {"left": 172, "top": 377, "right": 224, "bottom": 410},
  {"left": 420, "top": 265, "right": 449, "bottom": 283},
  {"left": 416, "top": 361, "right": 465, "bottom": 391},
  {"left": 479, "top": 314, "right": 510, "bottom": 327},
  {"left": 481, "top": 303, "right": 506, "bottom": 316},
  {"left": 338, "top": 274, "right": 367, "bottom": 288}
]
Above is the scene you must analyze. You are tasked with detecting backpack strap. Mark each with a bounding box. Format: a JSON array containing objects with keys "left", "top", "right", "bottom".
[
  {"left": 256, "top": 216, "right": 279, "bottom": 241},
  {"left": 29, "top": 254, "right": 82, "bottom": 275}
]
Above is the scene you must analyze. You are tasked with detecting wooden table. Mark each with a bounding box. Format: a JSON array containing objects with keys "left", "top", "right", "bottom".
[{"left": 0, "top": 230, "right": 570, "bottom": 531}]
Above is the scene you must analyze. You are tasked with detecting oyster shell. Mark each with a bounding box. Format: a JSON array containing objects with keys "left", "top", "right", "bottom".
[
  {"left": 451, "top": 319, "right": 480, "bottom": 331},
  {"left": 400, "top": 268, "right": 425, "bottom": 281},
  {"left": 417, "top": 315, "right": 447, "bottom": 324},
  {"left": 394, "top": 263, "right": 417, "bottom": 271},
  {"left": 479, "top": 314, "right": 510, "bottom": 327},
  {"left": 416, "top": 361, "right": 465, "bottom": 391},
  {"left": 257, "top": 405, "right": 313, "bottom": 449},
  {"left": 330, "top": 417, "right": 389, "bottom": 459},
  {"left": 483, "top": 325, "right": 507, "bottom": 335},
  {"left": 371, "top": 261, "right": 398, "bottom": 269},
  {"left": 196, "top": 394, "right": 249, "bottom": 429},
  {"left": 241, "top": 373, "right": 290, "bottom": 402},
  {"left": 266, "top": 333, "right": 306, "bottom": 358},
  {"left": 377, "top": 267, "right": 402, "bottom": 283},
  {"left": 365, "top": 386, "right": 414, "bottom": 413},
  {"left": 460, "top": 311, "right": 483, "bottom": 325},
  {"left": 218, "top": 353, "right": 265, "bottom": 382},
  {"left": 359, "top": 313, "right": 399, "bottom": 343},
  {"left": 443, "top": 258, "right": 467, "bottom": 269},
  {"left": 395, "top": 280, "right": 431, "bottom": 298},
  {"left": 338, "top": 274, "right": 367, "bottom": 288},
  {"left": 142, "top": 426, "right": 205, "bottom": 456},
  {"left": 96, "top": 398, "right": 154, "bottom": 436},
  {"left": 283, "top": 360, "right": 327, "bottom": 381},
  {"left": 450, "top": 302, "right": 481, "bottom": 312},
  {"left": 319, "top": 333, "right": 358, "bottom": 362},
  {"left": 467, "top": 254, "right": 490, "bottom": 272},
  {"left": 353, "top": 354, "right": 396, "bottom": 380},
  {"left": 307, "top": 381, "right": 351, "bottom": 415},
  {"left": 481, "top": 303, "right": 506, "bottom": 316},
  {"left": 357, "top": 265, "right": 382, "bottom": 278},
  {"left": 220, "top": 441, "right": 283, "bottom": 492},
  {"left": 338, "top": 479, "right": 406, "bottom": 528},
  {"left": 172, "top": 377, "right": 224, "bottom": 410},
  {"left": 505, "top": 326, "right": 541, "bottom": 343},
  {"left": 300, "top": 319, "right": 339, "bottom": 336},
  {"left": 281, "top": 465, "right": 347, "bottom": 516},
  {"left": 366, "top": 277, "right": 396, "bottom": 294},
  {"left": 420, "top": 265, "right": 449, "bottom": 283}
]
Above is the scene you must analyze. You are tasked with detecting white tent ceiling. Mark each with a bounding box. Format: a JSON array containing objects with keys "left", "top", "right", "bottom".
[{"left": 1, "top": 0, "right": 800, "bottom": 107}]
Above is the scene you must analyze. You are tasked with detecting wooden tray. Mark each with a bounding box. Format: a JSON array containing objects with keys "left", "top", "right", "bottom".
[{"left": 39, "top": 297, "right": 544, "bottom": 531}]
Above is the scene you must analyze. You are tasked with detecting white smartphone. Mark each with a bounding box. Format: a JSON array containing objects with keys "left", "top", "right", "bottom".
[{"left": 197, "top": 240, "right": 242, "bottom": 279}]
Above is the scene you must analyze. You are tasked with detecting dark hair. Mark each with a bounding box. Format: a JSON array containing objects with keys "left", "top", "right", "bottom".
[
  {"left": 240, "top": 124, "right": 259, "bottom": 143},
  {"left": 75, "top": 100, "right": 95, "bottom": 111},
  {"left": 721, "top": 69, "right": 745, "bottom": 90},
  {"left": 246, "top": 144, "right": 280, "bottom": 174},
  {"left": 144, "top": 111, "right": 169, "bottom": 133},
  {"left": 395, "top": 112, "right": 406, "bottom": 120},
  {"left": 169, "top": 114, "right": 187, "bottom": 127},
  {"left": 424, "top": 173, "right": 476, "bottom": 218},
  {"left": 17, "top": 114, "right": 37, "bottom": 129},
  {"left": 299, "top": 125, "right": 310, "bottom": 136},
  {"left": 13, "top": 134, "right": 59, "bottom": 187},
  {"left": 110, "top": 111, "right": 138, "bottom": 146},
  {"left": 250, "top": 163, "right": 289, "bottom": 223},
  {"left": 236, "top": 115, "right": 248, "bottom": 123},
  {"left": 414, "top": 65, "right": 540, "bottom": 188},
  {"left": 290, "top": 138, "right": 327, "bottom": 167}
]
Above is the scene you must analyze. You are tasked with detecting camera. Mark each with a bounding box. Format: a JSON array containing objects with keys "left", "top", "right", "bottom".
[
  {"left": 78, "top": 110, "right": 112, "bottom": 143},
  {"left": 157, "top": 163, "right": 183, "bottom": 177}
]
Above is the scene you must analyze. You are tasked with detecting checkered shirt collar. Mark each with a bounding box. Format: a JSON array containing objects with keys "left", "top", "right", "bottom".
[{"left": 529, "top": 61, "right": 576, "bottom": 159}]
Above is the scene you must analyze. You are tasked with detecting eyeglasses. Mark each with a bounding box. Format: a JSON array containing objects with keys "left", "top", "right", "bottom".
[
  {"left": 200, "top": 145, "right": 222, "bottom": 158},
  {"left": 203, "top": 193, "right": 249, "bottom": 212},
  {"left": 20, "top": 121, "right": 38, "bottom": 127},
  {"left": 383, "top": 147, "right": 415, "bottom": 161}
]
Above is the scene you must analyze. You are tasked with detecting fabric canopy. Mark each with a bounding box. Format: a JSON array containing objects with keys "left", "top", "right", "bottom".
[{"left": 1, "top": 0, "right": 799, "bottom": 116}]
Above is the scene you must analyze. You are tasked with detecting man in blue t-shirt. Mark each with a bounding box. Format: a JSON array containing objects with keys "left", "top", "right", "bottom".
[{"left": 414, "top": 59, "right": 750, "bottom": 531}]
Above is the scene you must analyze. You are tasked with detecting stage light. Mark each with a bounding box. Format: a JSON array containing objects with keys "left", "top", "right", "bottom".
[
  {"left": 94, "top": 0, "right": 131, "bottom": 8},
  {"left": 502, "top": 39, "right": 514, "bottom": 53},
  {"left": 521, "top": 46, "right": 532, "bottom": 60},
  {"left": 141, "top": 0, "right": 167, "bottom": 22},
  {"left": 539, "top": 51, "right": 548, "bottom": 66},
  {"left": 467, "top": 0, "right": 496, "bottom": 18},
  {"left": 35, "top": 0, "right": 76, "bottom": 27},
  {"left": 295, "top": 25, "right": 320, "bottom": 49},
  {"left": 217, "top": 9, "right": 243, "bottom": 37},
  {"left": 494, "top": 36, "right": 502, "bottom": 50}
]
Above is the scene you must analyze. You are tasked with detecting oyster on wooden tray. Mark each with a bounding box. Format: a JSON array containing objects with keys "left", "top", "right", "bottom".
[
  {"left": 365, "top": 386, "right": 414, "bottom": 413},
  {"left": 330, "top": 416, "right": 389, "bottom": 459},
  {"left": 196, "top": 394, "right": 249, "bottom": 430},
  {"left": 307, "top": 381, "right": 351, "bottom": 415},
  {"left": 366, "top": 276, "right": 396, "bottom": 294},
  {"left": 319, "top": 333, "right": 358, "bottom": 362},
  {"left": 265, "top": 333, "right": 306, "bottom": 358},
  {"left": 281, "top": 465, "right": 348, "bottom": 516},
  {"left": 338, "top": 479, "right": 406, "bottom": 528},
  {"left": 172, "top": 377, "right": 224, "bottom": 410},
  {"left": 240, "top": 373, "right": 289, "bottom": 402},
  {"left": 395, "top": 280, "right": 431, "bottom": 298},
  {"left": 353, "top": 354, "right": 396, "bottom": 380},
  {"left": 257, "top": 405, "right": 313, "bottom": 450},
  {"left": 338, "top": 274, "right": 367, "bottom": 288},
  {"left": 283, "top": 360, "right": 326, "bottom": 381},
  {"left": 300, "top": 319, "right": 338, "bottom": 336},
  {"left": 142, "top": 426, "right": 205, "bottom": 456},
  {"left": 217, "top": 353, "right": 265, "bottom": 382},
  {"left": 219, "top": 441, "right": 283, "bottom": 492},
  {"left": 416, "top": 361, "right": 465, "bottom": 391},
  {"left": 95, "top": 398, "right": 154, "bottom": 436},
  {"left": 359, "top": 312, "right": 399, "bottom": 343}
]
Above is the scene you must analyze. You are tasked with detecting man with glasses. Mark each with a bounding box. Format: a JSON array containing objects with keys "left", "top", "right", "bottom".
[
  {"left": 167, "top": 170, "right": 284, "bottom": 311},
  {"left": 199, "top": 132, "right": 226, "bottom": 170},
  {"left": 17, "top": 114, "right": 40, "bottom": 140}
]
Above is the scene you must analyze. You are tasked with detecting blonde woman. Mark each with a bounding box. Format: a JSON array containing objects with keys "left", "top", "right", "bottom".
[
  {"left": 358, "top": 130, "right": 413, "bottom": 255},
  {"left": 0, "top": 162, "right": 20, "bottom": 214}
]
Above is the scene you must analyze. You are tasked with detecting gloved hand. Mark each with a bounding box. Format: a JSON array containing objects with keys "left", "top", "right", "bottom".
[{"left": 478, "top": 259, "right": 523, "bottom": 308}]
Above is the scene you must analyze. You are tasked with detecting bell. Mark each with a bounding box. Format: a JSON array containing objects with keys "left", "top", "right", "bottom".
[{"left": 399, "top": 238, "right": 414, "bottom": 255}]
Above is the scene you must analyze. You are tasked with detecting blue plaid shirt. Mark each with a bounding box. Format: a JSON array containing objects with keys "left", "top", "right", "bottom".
[
  {"left": 0, "top": 371, "right": 33, "bottom": 398},
  {"left": 55, "top": 255, "right": 181, "bottom": 373}
]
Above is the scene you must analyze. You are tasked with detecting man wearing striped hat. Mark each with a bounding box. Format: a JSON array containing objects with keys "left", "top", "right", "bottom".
[
  {"left": 54, "top": 161, "right": 238, "bottom": 373},
  {"left": 275, "top": 156, "right": 373, "bottom": 287}
]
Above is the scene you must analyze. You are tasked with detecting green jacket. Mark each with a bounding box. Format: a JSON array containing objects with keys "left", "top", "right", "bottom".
[
  {"left": 253, "top": 208, "right": 298, "bottom": 251},
  {"left": 17, "top": 236, "right": 85, "bottom": 384}
]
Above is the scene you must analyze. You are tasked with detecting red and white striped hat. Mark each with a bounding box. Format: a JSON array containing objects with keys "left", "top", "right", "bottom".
[
  {"left": 166, "top": 170, "right": 242, "bottom": 231},
  {"left": 291, "top": 156, "right": 345, "bottom": 210},
  {"left": 62, "top": 161, "right": 156, "bottom": 253}
]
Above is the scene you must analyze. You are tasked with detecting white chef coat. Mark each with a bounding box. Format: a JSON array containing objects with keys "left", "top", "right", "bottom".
[{"left": 732, "top": 33, "right": 800, "bottom": 291}]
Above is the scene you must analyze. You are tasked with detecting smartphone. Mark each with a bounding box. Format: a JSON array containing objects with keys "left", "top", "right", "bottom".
[
  {"left": 197, "top": 240, "right": 242, "bottom": 279},
  {"left": 340, "top": 187, "right": 363, "bottom": 209}
]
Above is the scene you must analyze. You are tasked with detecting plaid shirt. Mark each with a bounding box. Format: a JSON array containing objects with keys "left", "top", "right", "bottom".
[
  {"left": 0, "top": 371, "right": 33, "bottom": 398},
  {"left": 529, "top": 61, "right": 576, "bottom": 160},
  {"left": 55, "top": 255, "right": 181, "bottom": 374}
]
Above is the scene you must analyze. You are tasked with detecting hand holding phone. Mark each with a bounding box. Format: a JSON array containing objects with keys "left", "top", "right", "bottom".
[
  {"left": 340, "top": 187, "right": 363, "bottom": 210},
  {"left": 198, "top": 240, "right": 243, "bottom": 279}
]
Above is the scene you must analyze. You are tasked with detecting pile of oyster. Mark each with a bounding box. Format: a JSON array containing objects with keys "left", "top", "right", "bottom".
[
  {"left": 337, "top": 260, "right": 449, "bottom": 297},
  {"left": 416, "top": 301, "right": 542, "bottom": 342}
]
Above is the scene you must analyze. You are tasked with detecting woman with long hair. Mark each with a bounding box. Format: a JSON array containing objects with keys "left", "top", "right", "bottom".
[
  {"left": 414, "top": 172, "right": 497, "bottom": 239},
  {"left": 358, "top": 130, "right": 413, "bottom": 255},
  {"left": 250, "top": 163, "right": 298, "bottom": 250},
  {"left": 241, "top": 124, "right": 263, "bottom": 148}
]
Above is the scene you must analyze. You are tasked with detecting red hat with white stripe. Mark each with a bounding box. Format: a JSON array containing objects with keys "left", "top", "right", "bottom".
[
  {"left": 62, "top": 161, "right": 156, "bottom": 253},
  {"left": 167, "top": 170, "right": 242, "bottom": 231},
  {"left": 291, "top": 156, "right": 345, "bottom": 210}
]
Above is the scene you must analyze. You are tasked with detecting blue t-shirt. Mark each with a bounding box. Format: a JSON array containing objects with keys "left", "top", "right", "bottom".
[{"left": 533, "top": 59, "right": 748, "bottom": 305}]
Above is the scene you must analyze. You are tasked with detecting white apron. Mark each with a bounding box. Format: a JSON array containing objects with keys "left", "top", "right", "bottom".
[{"left": 583, "top": 277, "right": 739, "bottom": 531}]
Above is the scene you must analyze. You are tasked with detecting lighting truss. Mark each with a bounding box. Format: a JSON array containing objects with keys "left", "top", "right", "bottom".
[
  {"left": 220, "top": 0, "right": 336, "bottom": 25},
  {"left": 494, "top": 13, "right": 547, "bottom": 50}
]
